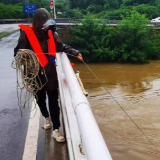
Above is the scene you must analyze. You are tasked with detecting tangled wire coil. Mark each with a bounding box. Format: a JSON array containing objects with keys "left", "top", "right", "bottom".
[{"left": 12, "top": 49, "right": 47, "bottom": 114}]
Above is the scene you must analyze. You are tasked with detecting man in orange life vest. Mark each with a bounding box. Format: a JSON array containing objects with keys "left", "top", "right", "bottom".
[{"left": 14, "top": 8, "right": 83, "bottom": 142}]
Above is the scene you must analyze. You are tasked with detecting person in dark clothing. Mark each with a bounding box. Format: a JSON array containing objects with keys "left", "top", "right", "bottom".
[{"left": 14, "top": 8, "right": 83, "bottom": 142}]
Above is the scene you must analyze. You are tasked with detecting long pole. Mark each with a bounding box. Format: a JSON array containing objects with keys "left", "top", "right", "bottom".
[
  {"left": 50, "top": 10, "right": 53, "bottom": 18},
  {"left": 53, "top": 0, "right": 56, "bottom": 19}
]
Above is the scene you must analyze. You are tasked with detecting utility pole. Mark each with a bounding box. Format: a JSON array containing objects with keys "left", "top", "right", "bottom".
[
  {"left": 53, "top": 0, "right": 56, "bottom": 19},
  {"left": 49, "top": 0, "right": 56, "bottom": 19}
]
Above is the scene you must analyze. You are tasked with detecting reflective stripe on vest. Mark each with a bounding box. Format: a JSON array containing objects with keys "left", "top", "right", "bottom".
[{"left": 18, "top": 24, "right": 56, "bottom": 67}]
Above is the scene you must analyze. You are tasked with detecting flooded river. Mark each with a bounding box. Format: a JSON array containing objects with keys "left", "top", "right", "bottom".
[{"left": 75, "top": 61, "right": 160, "bottom": 160}]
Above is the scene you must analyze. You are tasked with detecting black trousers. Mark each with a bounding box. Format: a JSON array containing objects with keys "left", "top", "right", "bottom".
[{"left": 36, "top": 89, "right": 60, "bottom": 130}]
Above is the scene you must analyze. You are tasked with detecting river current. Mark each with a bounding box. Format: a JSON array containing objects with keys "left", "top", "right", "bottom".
[{"left": 75, "top": 61, "right": 160, "bottom": 160}]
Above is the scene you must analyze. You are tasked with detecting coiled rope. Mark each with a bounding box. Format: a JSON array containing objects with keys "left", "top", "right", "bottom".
[{"left": 12, "top": 49, "right": 47, "bottom": 116}]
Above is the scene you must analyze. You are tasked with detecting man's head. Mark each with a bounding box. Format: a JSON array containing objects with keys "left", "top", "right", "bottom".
[{"left": 33, "top": 8, "right": 52, "bottom": 30}]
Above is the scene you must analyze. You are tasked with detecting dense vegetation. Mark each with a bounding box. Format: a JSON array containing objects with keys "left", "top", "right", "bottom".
[
  {"left": 67, "top": 11, "right": 160, "bottom": 63},
  {"left": 1, "top": 0, "right": 160, "bottom": 19},
  {"left": 1, "top": 0, "right": 160, "bottom": 63}
]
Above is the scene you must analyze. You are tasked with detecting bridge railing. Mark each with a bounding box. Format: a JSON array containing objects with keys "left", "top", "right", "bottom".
[
  {"left": 56, "top": 52, "right": 113, "bottom": 160},
  {"left": 1, "top": 18, "right": 160, "bottom": 26}
]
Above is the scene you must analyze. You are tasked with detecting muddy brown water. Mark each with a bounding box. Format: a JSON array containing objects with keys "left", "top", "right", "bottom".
[{"left": 74, "top": 61, "right": 160, "bottom": 160}]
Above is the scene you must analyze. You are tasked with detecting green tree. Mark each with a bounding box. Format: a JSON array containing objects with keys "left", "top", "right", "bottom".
[
  {"left": 123, "top": 0, "right": 158, "bottom": 6},
  {"left": 86, "top": 5, "right": 103, "bottom": 14},
  {"left": 133, "top": 4, "right": 160, "bottom": 19},
  {"left": 67, "top": 14, "right": 108, "bottom": 62},
  {"left": 104, "top": 0, "right": 123, "bottom": 9},
  {"left": 28, "top": 0, "right": 48, "bottom": 8},
  {"left": 0, "top": 0, "right": 26, "bottom": 5},
  {"left": 0, "top": 3, "right": 24, "bottom": 19},
  {"left": 69, "top": 0, "right": 106, "bottom": 9},
  {"left": 67, "top": 11, "right": 160, "bottom": 63},
  {"left": 116, "top": 10, "right": 160, "bottom": 63}
]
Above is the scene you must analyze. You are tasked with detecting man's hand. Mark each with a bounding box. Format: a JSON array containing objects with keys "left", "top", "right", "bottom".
[{"left": 77, "top": 53, "right": 83, "bottom": 61}]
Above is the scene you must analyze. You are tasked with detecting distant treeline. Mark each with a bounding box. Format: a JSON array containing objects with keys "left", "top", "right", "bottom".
[
  {"left": 66, "top": 11, "right": 160, "bottom": 64},
  {"left": 1, "top": 0, "right": 160, "bottom": 19}
]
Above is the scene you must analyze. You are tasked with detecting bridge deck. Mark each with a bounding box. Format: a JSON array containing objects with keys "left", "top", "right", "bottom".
[
  {"left": 45, "top": 129, "right": 69, "bottom": 160},
  {"left": 37, "top": 114, "right": 69, "bottom": 160}
]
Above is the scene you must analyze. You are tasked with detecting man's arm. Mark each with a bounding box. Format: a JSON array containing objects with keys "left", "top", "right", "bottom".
[{"left": 54, "top": 32, "right": 83, "bottom": 61}]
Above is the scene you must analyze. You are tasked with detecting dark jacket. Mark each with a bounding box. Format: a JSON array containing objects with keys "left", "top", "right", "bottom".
[{"left": 14, "top": 29, "right": 79, "bottom": 90}]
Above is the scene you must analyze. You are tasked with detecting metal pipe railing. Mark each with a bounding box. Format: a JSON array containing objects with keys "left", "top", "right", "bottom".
[
  {"left": 60, "top": 52, "right": 113, "bottom": 160},
  {"left": 56, "top": 53, "right": 87, "bottom": 160},
  {"left": 56, "top": 54, "right": 75, "bottom": 160}
]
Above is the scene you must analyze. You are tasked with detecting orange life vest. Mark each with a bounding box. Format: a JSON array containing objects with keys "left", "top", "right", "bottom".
[{"left": 18, "top": 24, "right": 56, "bottom": 67}]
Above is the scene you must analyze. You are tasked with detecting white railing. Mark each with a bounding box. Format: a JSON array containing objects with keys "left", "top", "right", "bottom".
[{"left": 56, "top": 52, "right": 113, "bottom": 160}]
